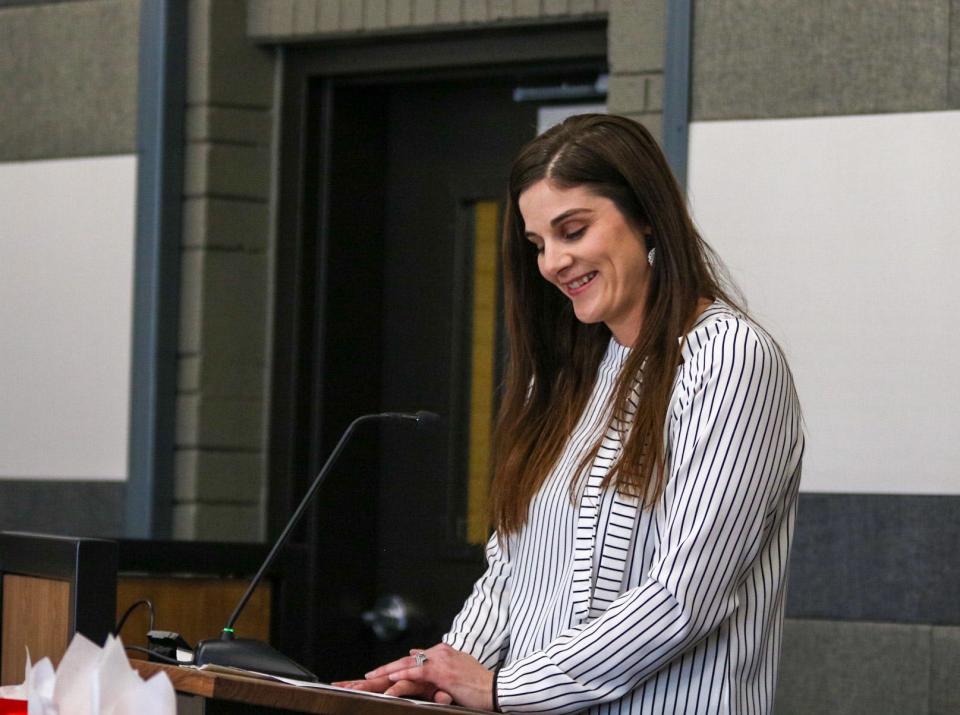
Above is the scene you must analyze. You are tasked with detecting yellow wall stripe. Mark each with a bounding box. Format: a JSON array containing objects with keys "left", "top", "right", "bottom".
[{"left": 466, "top": 201, "right": 499, "bottom": 544}]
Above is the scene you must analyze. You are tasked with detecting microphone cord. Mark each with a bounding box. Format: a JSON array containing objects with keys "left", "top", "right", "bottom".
[
  {"left": 124, "top": 645, "right": 182, "bottom": 665},
  {"left": 114, "top": 599, "right": 156, "bottom": 636}
]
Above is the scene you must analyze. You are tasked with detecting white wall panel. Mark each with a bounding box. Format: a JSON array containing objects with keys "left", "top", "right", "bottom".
[
  {"left": 688, "top": 111, "right": 960, "bottom": 494},
  {"left": 0, "top": 155, "right": 136, "bottom": 480},
  {"left": 537, "top": 103, "right": 607, "bottom": 134}
]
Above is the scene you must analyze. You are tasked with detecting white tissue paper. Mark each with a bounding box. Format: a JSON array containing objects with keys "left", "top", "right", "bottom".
[{"left": 0, "top": 634, "right": 175, "bottom": 715}]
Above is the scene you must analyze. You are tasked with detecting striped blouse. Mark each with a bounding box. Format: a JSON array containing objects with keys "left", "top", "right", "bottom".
[{"left": 443, "top": 302, "right": 804, "bottom": 714}]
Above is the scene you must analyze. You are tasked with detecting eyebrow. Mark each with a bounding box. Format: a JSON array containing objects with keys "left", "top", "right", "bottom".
[
  {"left": 524, "top": 208, "right": 593, "bottom": 239},
  {"left": 549, "top": 208, "right": 592, "bottom": 227}
]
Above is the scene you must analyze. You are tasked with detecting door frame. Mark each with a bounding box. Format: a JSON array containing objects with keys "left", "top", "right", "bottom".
[{"left": 268, "top": 21, "right": 608, "bottom": 673}]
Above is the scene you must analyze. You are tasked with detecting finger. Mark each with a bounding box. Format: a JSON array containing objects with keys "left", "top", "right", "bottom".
[
  {"left": 433, "top": 690, "right": 453, "bottom": 705},
  {"left": 366, "top": 655, "right": 419, "bottom": 679},
  {"left": 384, "top": 679, "right": 432, "bottom": 698},
  {"left": 338, "top": 676, "right": 392, "bottom": 692},
  {"left": 387, "top": 667, "right": 429, "bottom": 683}
]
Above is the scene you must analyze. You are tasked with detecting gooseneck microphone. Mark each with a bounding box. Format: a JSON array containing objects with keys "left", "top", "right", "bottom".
[{"left": 193, "top": 410, "right": 440, "bottom": 681}]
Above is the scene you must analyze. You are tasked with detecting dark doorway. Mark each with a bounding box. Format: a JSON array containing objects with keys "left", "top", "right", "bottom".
[{"left": 270, "top": 30, "right": 607, "bottom": 681}]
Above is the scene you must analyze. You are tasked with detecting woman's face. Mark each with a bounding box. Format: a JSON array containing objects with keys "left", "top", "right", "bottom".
[{"left": 518, "top": 179, "right": 651, "bottom": 345}]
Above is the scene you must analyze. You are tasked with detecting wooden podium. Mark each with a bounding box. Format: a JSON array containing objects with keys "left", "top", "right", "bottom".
[{"left": 133, "top": 661, "right": 490, "bottom": 715}]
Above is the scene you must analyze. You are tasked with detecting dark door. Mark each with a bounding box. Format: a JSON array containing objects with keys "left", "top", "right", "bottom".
[
  {"left": 374, "top": 80, "right": 536, "bottom": 662},
  {"left": 278, "top": 72, "right": 604, "bottom": 680}
]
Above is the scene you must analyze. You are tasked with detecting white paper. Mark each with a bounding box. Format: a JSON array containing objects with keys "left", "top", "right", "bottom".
[
  {"left": 108, "top": 673, "right": 176, "bottom": 715},
  {"left": 97, "top": 637, "right": 143, "bottom": 715},
  {"left": 27, "top": 653, "right": 57, "bottom": 715},
  {"left": 53, "top": 633, "right": 102, "bottom": 714}
]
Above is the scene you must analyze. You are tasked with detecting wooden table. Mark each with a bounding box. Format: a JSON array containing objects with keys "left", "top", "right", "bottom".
[{"left": 132, "top": 661, "right": 490, "bottom": 715}]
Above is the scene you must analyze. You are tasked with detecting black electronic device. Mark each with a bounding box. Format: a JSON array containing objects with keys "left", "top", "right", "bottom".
[
  {"left": 146, "top": 629, "right": 193, "bottom": 663},
  {"left": 192, "top": 411, "right": 440, "bottom": 682}
]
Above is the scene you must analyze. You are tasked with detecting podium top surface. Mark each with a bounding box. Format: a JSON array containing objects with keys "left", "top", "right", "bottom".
[{"left": 132, "top": 660, "right": 490, "bottom": 715}]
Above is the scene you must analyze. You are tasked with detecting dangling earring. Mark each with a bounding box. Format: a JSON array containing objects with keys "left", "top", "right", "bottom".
[{"left": 647, "top": 247, "right": 656, "bottom": 266}]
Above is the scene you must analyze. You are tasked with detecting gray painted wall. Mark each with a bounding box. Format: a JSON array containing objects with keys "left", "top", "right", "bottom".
[
  {"left": 692, "top": 0, "right": 960, "bottom": 120},
  {"left": 0, "top": 480, "right": 124, "bottom": 537},
  {"left": 0, "top": 0, "right": 139, "bottom": 161},
  {"left": 777, "top": 620, "right": 960, "bottom": 715}
]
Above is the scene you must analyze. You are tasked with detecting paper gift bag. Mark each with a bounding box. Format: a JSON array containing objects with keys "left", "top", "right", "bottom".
[{"left": 0, "top": 634, "right": 174, "bottom": 715}]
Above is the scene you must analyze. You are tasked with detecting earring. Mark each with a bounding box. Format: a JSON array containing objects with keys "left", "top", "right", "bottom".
[{"left": 647, "top": 247, "right": 656, "bottom": 266}]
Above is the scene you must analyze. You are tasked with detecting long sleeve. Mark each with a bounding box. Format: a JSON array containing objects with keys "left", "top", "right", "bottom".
[
  {"left": 495, "top": 319, "right": 803, "bottom": 713},
  {"left": 442, "top": 531, "right": 513, "bottom": 668}
]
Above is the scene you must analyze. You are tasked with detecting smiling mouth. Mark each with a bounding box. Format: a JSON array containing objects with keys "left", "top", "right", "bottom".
[{"left": 566, "top": 271, "right": 597, "bottom": 294}]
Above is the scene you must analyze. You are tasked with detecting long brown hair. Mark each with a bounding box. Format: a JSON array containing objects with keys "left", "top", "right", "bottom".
[{"left": 491, "top": 114, "right": 743, "bottom": 537}]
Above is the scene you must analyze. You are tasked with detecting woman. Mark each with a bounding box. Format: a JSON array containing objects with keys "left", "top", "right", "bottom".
[{"left": 337, "top": 114, "right": 804, "bottom": 713}]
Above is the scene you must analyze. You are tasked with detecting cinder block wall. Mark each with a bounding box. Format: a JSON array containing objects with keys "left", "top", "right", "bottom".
[
  {"left": 178, "top": 0, "right": 668, "bottom": 541},
  {"left": 604, "top": 0, "right": 664, "bottom": 141},
  {"left": 244, "top": 0, "right": 664, "bottom": 134},
  {"left": 173, "top": 0, "right": 276, "bottom": 540}
]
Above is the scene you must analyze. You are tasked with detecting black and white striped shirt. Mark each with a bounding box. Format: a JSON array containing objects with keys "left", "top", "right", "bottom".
[{"left": 444, "top": 302, "right": 804, "bottom": 714}]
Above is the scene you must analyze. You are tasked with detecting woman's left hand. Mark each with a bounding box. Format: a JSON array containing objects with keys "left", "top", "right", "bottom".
[{"left": 365, "top": 643, "right": 494, "bottom": 711}]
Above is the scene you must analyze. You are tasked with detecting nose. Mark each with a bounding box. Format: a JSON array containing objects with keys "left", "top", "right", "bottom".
[{"left": 540, "top": 239, "right": 572, "bottom": 279}]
